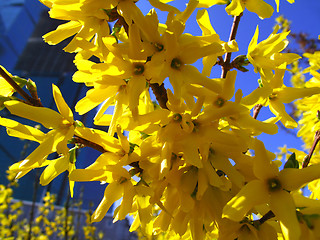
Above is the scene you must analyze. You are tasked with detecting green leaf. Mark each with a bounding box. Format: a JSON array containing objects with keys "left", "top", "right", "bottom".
[
  {"left": 283, "top": 152, "right": 299, "bottom": 169},
  {"left": 140, "top": 132, "right": 151, "bottom": 140},
  {"left": 129, "top": 142, "right": 138, "bottom": 155},
  {"left": 232, "top": 55, "right": 250, "bottom": 72},
  {"left": 69, "top": 146, "right": 78, "bottom": 164},
  {"left": 11, "top": 76, "right": 27, "bottom": 86}
]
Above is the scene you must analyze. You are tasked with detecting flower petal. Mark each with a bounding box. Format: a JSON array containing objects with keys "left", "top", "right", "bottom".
[
  {"left": 52, "top": 84, "right": 73, "bottom": 123},
  {"left": 269, "top": 100, "right": 297, "bottom": 128},
  {"left": 279, "top": 164, "right": 320, "bottom": 191},
  {"left": 245, "top": 0, "right": 274, "bottom": 19},
  {"left": 223, "top": 179, "right": 269, "bottom": 221},
  {"left": 253, "top": 139, "right": 279, "bottom": 180},
  {"left": 196, "top": 9, "right": 216, "bottom": 36},
  {"left": 43, "top": 21, "right": 82, "bottom": 45},
  {"left": 0, "top": 117, "right": 45, "bottom": 142},
  {"left": 225, "top": 0, "right": 245, "bottom": 17},
  {"left": 5, "top": 100, "right": 63, "bottom": 129},
  {"left": 91, "top": 182, "right": 123, "bottom": 222},
  {"left": 270, "top": 190, "right": 301, "bottom": 240},
  {"left": 69, "top": 169, "right": 111, "bottom": 182},
  {"left": 40, "top": 155, "right": 69, "bottom": 186},
  {"left": 277, "top": 87, "right": 320, "bottom": 104}
]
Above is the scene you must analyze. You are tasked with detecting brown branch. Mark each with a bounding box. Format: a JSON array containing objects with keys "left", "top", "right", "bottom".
[
  {"left": 302, "top": 130, "right": 320, "bottom": 168},
  {"left": 258, "top": 210, "right": 275, "bottom": 225},
  {"left": 150, "top": 83, "right": 168, "bottom": 109},
  {"left": 253, "top": 104, "right": 262, "bottom": 119},
  {"left": 73, "top": 135, "right": 107, "bottom": 153},
  {"left": 221, "top": 13, "right": 243, "bottom": 78},
  {"left": 0, "top": 67, "right": 42, "bottom": 107}
]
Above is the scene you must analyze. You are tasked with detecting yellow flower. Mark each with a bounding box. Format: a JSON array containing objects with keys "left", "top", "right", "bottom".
[
  {"left": 196, "top": 9, "right": 239, "bottom": 76},
  {"left": 223, "top": 139, "right": 320, "bottom": 240},
  {"left": 0, "top": 66, "right": 16, "bottom": 97},
  {"left": 275, "top": 0, "right": 295, "bottom": 12},
  {"left": 3, "top": 84, "right": 74, "bottom": 170},
  {"left": 74, "top": 23, "right": 153, "bottom": 134},
  {"left": 198, "top": 70, "right": 278, "bottom": 135},
  {"left": 197, "top": 0, "right": 229, "bottom": 8},
  {"left": 303, "top": 51, "right": 320, "bottom": 73},
  {"left": 0, "top": 66, "right": 28, "bottom": 110},
  {"left": 146, "top": 27, "right": 225, "bottom": 99},
  {"left": 247, "top": 26, "right": 300, "bottom": 80},
  {"left": 226, "top": 0, "right": 274, "bottom": 19},
  {"left": 41, "top": 0, "right": 151, "bottom": 56},
  {"left": 41, "top": 0, "right": 111, "bottom": 54},
  {"left": 219, "top": 218, "right": 278, "bottom": 240},
  {"left": 242, "top": 69, "right": 320, "bottom": 128},
  {"left": 40, "top": 150, "right": 76, "bottom": 197}
]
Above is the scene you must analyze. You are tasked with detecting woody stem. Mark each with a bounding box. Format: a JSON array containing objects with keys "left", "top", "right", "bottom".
[
  {"left": 302, "top": 130, "right": 320, "bottom": 168},
  {"left": 253, "top": 104, "right": 263, "bottom": 119},
  {"left": 150, "top": 83, "right": 169, "bottom": 110},
  {"left": 0, "top": 67, "right": 42, "bottom": 107},
  {"left": 221, "top": 13, "right": 243, "bottom": 78}
]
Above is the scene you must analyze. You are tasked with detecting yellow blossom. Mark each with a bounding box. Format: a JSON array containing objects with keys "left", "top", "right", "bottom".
[
  {"left": 3, "top": 84, "right": 74, "bottom": 170},
  {"left": 242, "top": 69, "right": 320, "bottom": 128},
  {"left": 247, "top": 26, "right": 300, "bottom": 80},
  {"left": 226, "top": 0, "right": 274, "bottom": 19},
  {"left": 223, "top": 139, "right": 320, "bottom": 240}
]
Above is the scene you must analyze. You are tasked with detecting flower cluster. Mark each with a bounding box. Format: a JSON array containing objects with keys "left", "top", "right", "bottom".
[{"left": 1, "top": 0, "right": 320, "bottom": 239}]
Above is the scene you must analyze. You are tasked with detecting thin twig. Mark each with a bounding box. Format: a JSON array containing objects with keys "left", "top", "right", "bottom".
[
  {"left": 73, "top": 135, "right": 108, "bottom": 153},
  {"left": 64, "top": 193, "right": 70, "bottom": 240},
  {"left": 0, "top": 67, "right": 42, "bottom": 107},
  {"left": 27, "top": 169, "right": 40, "bottom": 240},
  {"left": 150, "top": 83, "right": 169, "bottom": 109},
  {"left": 221, "top": 13, "right": 243, "bottom": 78},
  {"left": 253, "top": 104, "right": 262, "bottom": 119},
  {"left": 302, "top": 130, "right": 320, "bottom": 168},
  {"left": 258, "top": 210, "right": 275, "bottom": 225}
]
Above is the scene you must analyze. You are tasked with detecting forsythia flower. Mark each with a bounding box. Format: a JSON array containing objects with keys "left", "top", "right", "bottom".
[
  {"left": 0, "top": 84, "right": 77, "bottom": 194},
  {"left": 223, "top": 139, "right": 320, "bottom": 240},
  {"left": 242, "top": 69, "right": 320, "bottom": 128},
  {"left": 0, "top": 66, "right": 16, "bottom": 97},
  {"left": 4, "top": 84, "right": 75, "bottom": 169},
  {"left": 0, "top": 66, "right": 27, "bottom": 110},
  {"left": 303, "top": 51, "right": 320, "bottom": 73},
  {"left": 275, "top": 0, "right": 295, "bottom": 12},
  {"left": 1, "top": 84, "right": 123, "bottom": 196},
  {"left": 247, "top": 25, "right": 300, "bottom": 80},
  {"left": 295, "top": 71, "right": 320, "bottom": 147},
  {"left": 226, "top": 0, "right": 274, "bottom": 19}
]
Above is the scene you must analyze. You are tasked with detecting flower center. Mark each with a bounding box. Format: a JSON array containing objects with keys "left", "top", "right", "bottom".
[
  {"left": 133, "top": 63, "right": 144, "bottom": 75},
  {"left": 267, "top": 178, "right": 282, "bottom": 192},
  {"left": 269, "top": 92, "right": 277, "bottom": 100},
  {"left": 214, "top": 97, "right": 225, "bottom": 107},
  {"left": 154, "top": 42, "right": 164, "bottom": 52},
  {"left": 172, "top": 113, "right": 182, "bottom": 122},
  {"left": 171, "top": 58, "right": 182, "bottom": 70}
]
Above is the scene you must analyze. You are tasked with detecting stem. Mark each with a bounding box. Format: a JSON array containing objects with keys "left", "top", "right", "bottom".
[
  {"left": 258, "top": 210, "right": 275, "bottom": 225},
  {"left": 64, "top": 193, "right": 70, "bottom": 240},
  {"left": 253, "top": 104, "right": 262, "bottom": 119},
  {"left": 0, "top": 67, "right": 42, "bottom": 107},
  {"left": 73, "top": 135, "right": 108, "bottom": 153},
  {"left": 221, "top": 13, "right": 243, "bottom": 78},
  {"left": 27, "top": 169, "right": 40, "bottom": 240},
  {"left": 302, "top": 130, "right": 320, "bottom": 168},
  {"left": 150, "top": 83, "right": 169, "bottom": 109}
]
